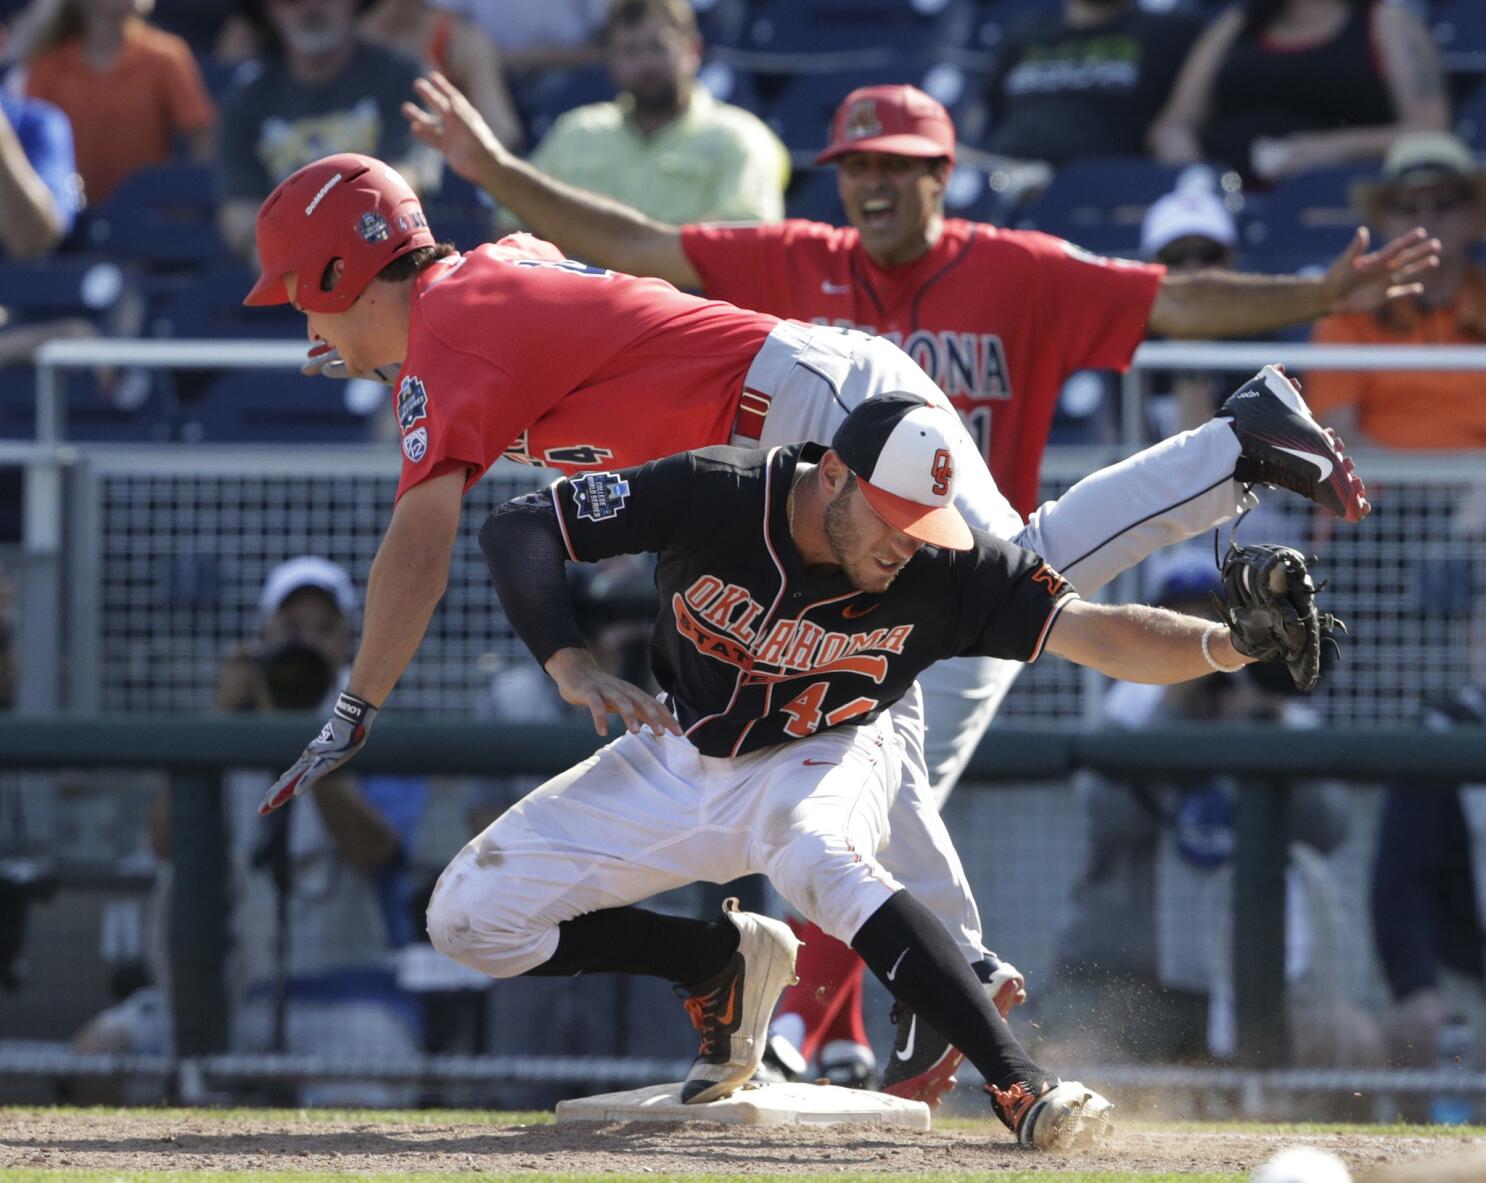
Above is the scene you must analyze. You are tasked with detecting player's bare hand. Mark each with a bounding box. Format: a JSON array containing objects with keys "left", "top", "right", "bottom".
[
  {"left": 404, "top": 72, "right": 506, "bottom": 187},
  {"left": 1323, "top": 226, "right": 1440, "bottom": 315},
  {"left": 303, "top": 341, "right": 398, "bottom": 385},
  {"left": 545, "top": 647, "right": 683, "bottom": 738}
]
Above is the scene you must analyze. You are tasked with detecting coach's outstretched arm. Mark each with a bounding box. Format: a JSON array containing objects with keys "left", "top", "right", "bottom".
[
  {"left": 405, "top": 72, "right": 701, "bottom": 290},
  {"left": 1147, "top": 225, "right": 1440, "bottom": 337},
  {"left": 259, "top": 470, "right": 466, "bottom": 814}
]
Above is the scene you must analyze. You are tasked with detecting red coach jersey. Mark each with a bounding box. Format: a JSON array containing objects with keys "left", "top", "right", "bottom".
[
  {"left": 680, "top": 219, "right": 1163, "bottom": 516},
  {"left": 393, "top": 234, "right": 778, "bottom": 500}
]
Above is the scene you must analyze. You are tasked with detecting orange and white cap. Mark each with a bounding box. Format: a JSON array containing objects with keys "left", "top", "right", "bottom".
[
  {"left": 816, "top": 84, "right": 957, "bottom": 167},
  {"left": 244, "top": 153, "right": 436, "bottom": 314},
  {"left": 830, "top": 394, "right": 973, "bottom": 551}
]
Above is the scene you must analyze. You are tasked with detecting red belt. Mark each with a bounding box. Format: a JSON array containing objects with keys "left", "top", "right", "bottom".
[{"left": 733, "top": 387, "right": 772, "bottom": 442}]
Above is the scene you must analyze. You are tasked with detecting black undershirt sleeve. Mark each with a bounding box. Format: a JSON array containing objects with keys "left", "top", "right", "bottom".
[{"left": 479, "top": 491, "right": 587, "bottom": 667}]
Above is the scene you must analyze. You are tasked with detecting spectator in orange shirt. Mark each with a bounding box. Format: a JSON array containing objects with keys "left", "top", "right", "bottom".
[
  {"left": 15, "top": 0, "right": 216, "bottom": 206},
  {"left": 1307, "top": 132, "right": 1486, "bottom": 449}
]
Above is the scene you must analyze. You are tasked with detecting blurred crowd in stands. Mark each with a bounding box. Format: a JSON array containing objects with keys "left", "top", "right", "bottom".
[
  {"left": 2, "top": 0, "right": 1486, "bottom": 1112},
  {"left": 0, "top": 0, "right": 1476, "bottom": 444}
]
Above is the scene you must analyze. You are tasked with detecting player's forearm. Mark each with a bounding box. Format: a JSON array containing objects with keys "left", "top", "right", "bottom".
[
  {"left": 479, "top": 497, "right": 587, "bottom": 665},
  {"left": 1047, "top": 601, "right": 1250, "bottom": 684},
  {"left": 1149, "top": 269, "right": 1335, "bottom": 338},
  {"left": 348, "top": 473, "right": 464, "bottom": 705}
]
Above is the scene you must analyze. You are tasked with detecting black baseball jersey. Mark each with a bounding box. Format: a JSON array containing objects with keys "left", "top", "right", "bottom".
[{"left": 539, "top": 442, "right": 1077, "bottom": 758}]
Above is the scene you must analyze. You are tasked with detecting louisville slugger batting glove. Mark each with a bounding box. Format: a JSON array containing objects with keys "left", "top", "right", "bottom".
[
  {"left": 302, "top": 342, "right": 399, "bottom": 385},
  {"left": 259, "top": 690, "right": 378, "bottom": 814}
]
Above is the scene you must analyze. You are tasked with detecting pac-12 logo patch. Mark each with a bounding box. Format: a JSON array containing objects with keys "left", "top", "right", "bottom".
[
  {"left": 402, "top": 426, "right": 428, "bottom": 463},
  {"left": 397, "top": 375, "right": 428, "bottom": 432},
  {"left": 571, "top": 472, "right": 630, "bottom": 522}
]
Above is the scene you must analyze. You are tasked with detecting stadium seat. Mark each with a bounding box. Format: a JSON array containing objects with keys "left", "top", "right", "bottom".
[
  {"left": 79, "top": 160, "right": 226, "bottom": 267},
  {"left": 150, "top": 261, "right": 302, "bottom": 340},
  {"left": 181, "top": 368, "right": 375, "bottom": 444},
  {"left": 1456, "top": 81, "right": 1486, "bottom": 150},
  {"left": 1014, "top": 157, "right": 1220, "bottom": 258},
  {"left": 693, "top": 0, "right": 751, "bottom": 48},
  {"left": 0, "top": 364, "right": 172, "bottom": 443},
  {"left": 697, "top": 58, "right": 762, "bottom": 112},
  {"left": 763, "top": 65, "right": 924, "bottom": 154},
  {"left": 0, "top": 256, "right": 139, "bottom": 320},
  {"left": 514, "top": 66, "right": 615, "bottom": 145},
  {"left": 1433, "top": 0, "right": 1486, "bottom": 60},
  {"left": 744, "top": 0, "right": 976, "bottom": 55},
  {"left": 784, "top": 167, "right": 845, "bottom": 224},
  {"left": 1239, "top": 164, "right": 1372, "bottom": 272}
]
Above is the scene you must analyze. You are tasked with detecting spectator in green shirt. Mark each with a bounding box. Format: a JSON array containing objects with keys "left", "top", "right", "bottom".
[{"left": 524, "top": 0, "right": 788, "bottom": 226}]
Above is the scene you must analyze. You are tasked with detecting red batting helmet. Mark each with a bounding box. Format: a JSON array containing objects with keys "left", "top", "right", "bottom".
[
  {"left": 244, "top": 154, "right": 436, "bottom": 314},
  {"left": 816, "top": 85, "right": 956, "bottom": 167}
]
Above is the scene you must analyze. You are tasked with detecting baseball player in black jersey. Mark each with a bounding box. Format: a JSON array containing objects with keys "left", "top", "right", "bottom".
[{"left": 426, "top": 394, "right": 1299, "bottom": 1148}]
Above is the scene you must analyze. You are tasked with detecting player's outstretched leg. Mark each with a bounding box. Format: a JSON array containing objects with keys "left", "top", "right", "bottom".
[
  {"left": 1222, "top": 365, "right": 1370, "bottom": 522},
  {"left": 681, "top": 899, "right": 802, "bottom": 1104},
  {"left": 881, "top": 954, "right": 1025, "bottom": 1107},
  {"left": 853, "top": 890, "right": 1112, "bottom": 1150}
]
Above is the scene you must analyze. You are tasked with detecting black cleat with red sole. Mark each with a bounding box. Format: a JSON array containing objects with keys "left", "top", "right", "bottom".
[{"left": 1221, "top": 365, "right": 1370, "bottom": 523}]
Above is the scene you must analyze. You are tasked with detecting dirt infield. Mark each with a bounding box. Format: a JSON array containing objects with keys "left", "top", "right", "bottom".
[{"left": 1, "top": 1110, "right": 1484, "bottom": 1177}]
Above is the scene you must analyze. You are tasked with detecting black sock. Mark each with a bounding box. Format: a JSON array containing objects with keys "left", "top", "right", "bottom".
[
  {"left": 523, "top": 905, "right": 740, "bottom": 988},
  {"left": 851, "top": 890, "right": 1045, "bottom": 1092}
]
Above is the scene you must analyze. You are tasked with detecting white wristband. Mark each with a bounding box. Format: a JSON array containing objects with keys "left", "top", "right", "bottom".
[{"left": 1201, "top": 624, "right": 1246, "bottom": 674}]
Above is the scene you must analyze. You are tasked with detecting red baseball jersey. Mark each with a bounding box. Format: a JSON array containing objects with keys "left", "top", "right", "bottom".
[
  {"left": 393, "top": 234, "right": 778, "bottom": 500},
  {"left": 680, "top": 219, "right": 1164, "bottom": 516}
]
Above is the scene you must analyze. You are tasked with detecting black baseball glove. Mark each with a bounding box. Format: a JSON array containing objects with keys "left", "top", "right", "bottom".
[{"left": 1211, "top": 542, "right": 1345, "bottom": 692}]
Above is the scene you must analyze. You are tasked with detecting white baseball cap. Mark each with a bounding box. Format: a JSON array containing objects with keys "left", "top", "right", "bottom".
[
  {"left": 830, "top": 393, "right": 974, "bottom": 550},
  {"left": 1141, "top": 189, "right": 1237, "bottom": 259},
  {"left": 259, "top": 555, "right": 358, "bottom": 622}
]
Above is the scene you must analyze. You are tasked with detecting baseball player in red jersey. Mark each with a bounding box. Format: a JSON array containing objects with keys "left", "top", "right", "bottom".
[
  {"left": 397, "top": 71, "right": 1425, "bottom": 1100},
  {"left": 257, "top": 150, "right": 1368, "bottom": 1104}
]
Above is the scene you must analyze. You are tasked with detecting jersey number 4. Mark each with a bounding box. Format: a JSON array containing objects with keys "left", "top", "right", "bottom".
[{"left": 780, "top": 682, "right": 877, "bottom": 739}]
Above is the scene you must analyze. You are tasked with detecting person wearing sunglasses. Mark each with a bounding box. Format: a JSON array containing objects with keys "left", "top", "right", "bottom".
[
  {"left": 1307, "top": 133, "right": 1486, "bottom": 449},
  {"left": 1139, "top": 186, "right": 1244, "bottom": 438}
]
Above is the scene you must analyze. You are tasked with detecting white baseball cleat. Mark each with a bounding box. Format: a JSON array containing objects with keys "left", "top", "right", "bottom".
[
  {"left": 679, "top": 899, "right": 802, "bottom": 1104},
  {"left": 988, "top": 1078, "right": 1115, "bottom": 1151}
]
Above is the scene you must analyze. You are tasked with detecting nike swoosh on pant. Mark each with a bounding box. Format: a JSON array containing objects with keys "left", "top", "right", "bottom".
[
  {"left": 895, "top": 1014, "right": 917, "bottom": 1061},
  {"left": 1275, "top": 445, "right": 1333, "bottom": 481}
]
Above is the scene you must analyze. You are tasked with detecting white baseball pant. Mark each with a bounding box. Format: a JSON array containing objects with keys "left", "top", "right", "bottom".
[
  {"left": 742, "top": 320, "right": 1256, "bottom": 959},
  {"left": 426, "top": 714, "right": 904, "bottom": 979}
]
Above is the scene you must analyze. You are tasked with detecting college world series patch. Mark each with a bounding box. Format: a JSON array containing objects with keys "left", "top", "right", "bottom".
[
  {"left": 571, "top": 472, "right": 630, "bottom": 521},
  {"left": 403, "top": 426, "right": 428, "bottom": 463},
  {"left": 397, "top": 375, "right": 428, "bottom": 433}
]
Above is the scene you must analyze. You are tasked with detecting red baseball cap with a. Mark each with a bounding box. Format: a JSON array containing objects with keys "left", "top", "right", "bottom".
[
  {"left": 816, "top": 84, "right": 957, "bottom": 167},
  {"left": 244, "top": 153, "right": 436, "bottom": 314}
]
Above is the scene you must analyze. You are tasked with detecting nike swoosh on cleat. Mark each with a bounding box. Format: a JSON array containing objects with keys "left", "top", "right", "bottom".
[
  {"left": 802, "top": 758, "right": 838, "bottom": 766},
  {"left": 1275, "top": 446, "right": 1333, "bottom": 481},
  {"left": 716, "top": 980, "right": 738, "bottom": 1027},
  {"left": 895, "top": 1014, "right": 917, "bottom": 1061}
]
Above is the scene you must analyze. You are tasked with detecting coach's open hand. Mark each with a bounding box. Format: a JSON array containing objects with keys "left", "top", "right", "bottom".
[
  {"left": 1322, "top": 225, "right": 1440, "bottom": 315},
  {"left": 260, "top": 690, "right": 379, "bottom": 814},
  {"left": 545, "top": 647, "right": 683, "bottom": 739}
]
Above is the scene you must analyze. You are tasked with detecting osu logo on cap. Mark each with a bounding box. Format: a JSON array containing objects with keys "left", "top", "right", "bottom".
[
  {"left": 930, "top": 448, "right": 953, "bottom": 497},
  {"left": 842, "top": 99, "right": 882, "bottom": 142}
]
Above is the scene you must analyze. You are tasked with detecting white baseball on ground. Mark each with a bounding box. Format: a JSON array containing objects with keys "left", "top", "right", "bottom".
[{"left": 1251, "top": 1146, "right": 1354, "bottom": 1183}]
